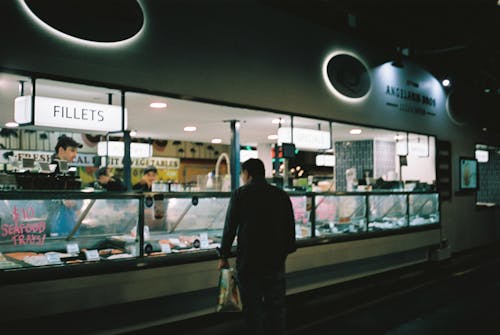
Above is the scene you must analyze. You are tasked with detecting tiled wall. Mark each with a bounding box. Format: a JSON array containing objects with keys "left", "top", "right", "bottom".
[
  {"left": 374, "top": 140, "right": 397, "bottom": 180},
  {"left": 477, "top": 151, "right": 500, "bottom": 204},
  {"left": 335, "top": 140, "right": 373, "bottom": 191}
]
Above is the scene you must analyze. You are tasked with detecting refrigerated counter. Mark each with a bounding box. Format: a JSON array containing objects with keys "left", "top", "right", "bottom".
[{"left": 0, "top": 190, "right": 440, "bottom": 323}]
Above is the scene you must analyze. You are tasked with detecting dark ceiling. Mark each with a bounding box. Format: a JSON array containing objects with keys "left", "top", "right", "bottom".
[{"left": 262, "top": 0, "right": 500, "bottom": 124}]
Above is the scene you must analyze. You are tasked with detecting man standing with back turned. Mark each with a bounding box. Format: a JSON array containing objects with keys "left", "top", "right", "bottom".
[{"left": 218, "top": 158, "right": 297, "bottom": 335}]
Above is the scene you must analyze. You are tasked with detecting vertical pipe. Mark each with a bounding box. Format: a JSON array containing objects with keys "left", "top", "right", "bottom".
[
  {"left": 230, "top": 120, "right": 240, "bottom": 191},
  {"left": 122, "top": 91, "right": 132, "bottom": 191}
]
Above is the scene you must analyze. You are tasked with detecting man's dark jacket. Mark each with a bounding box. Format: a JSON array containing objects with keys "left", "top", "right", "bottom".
[{"left": 220, "top": 177, "right": 297, "bottom": 274}]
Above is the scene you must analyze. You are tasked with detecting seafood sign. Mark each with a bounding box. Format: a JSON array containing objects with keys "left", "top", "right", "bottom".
[{"left": 1, "top": 206, "right": 46, "bottom": 246}]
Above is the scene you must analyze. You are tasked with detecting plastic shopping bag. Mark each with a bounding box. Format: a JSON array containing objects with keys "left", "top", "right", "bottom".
[{"left": 216, "top": 268, "right": 242, "bottom": 312}]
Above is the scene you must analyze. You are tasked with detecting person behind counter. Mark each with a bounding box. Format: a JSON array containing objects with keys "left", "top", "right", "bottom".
[
  {"left": 47, "top": 134, "right": 83, "bottom": 236},
  {"left": 92, "top": 166, "right": 126, "bottom": 191},
  {"left": 218, "top": 158, "right": 297, "bottom": 335},
  {"left": 51, "top": 134, "right": 83, "bottom": 174},
  {"left": 133, "top": 165, "right": 158, "bottom": 192}
]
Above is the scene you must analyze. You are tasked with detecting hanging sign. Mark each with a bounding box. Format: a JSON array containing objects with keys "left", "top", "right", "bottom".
[
  {"left": 278, "top": 127, "right": 331, "bottom": 150},
  {"left": 97, "top": 141, "right": 151, "bottom": 158},
  {"left": 14, "top": 96, "right": 126, "bottom": 132}
]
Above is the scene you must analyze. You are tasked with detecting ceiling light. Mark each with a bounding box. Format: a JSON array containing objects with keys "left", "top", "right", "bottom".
[
  {"left": 184, "top": 126, "right": 197, "bottom": 132},
  {"left": 130, "top": 130, "right": 137, "bottom": 136},
  {"left": 5, "top": 121, "right": 19, "bottom": 128},
  {"left": 150, "top": 102, "right": 167, "bottom": 109},
  {"left": 272, "top": 118, "right": 285, "bottom": 124},
  {"left": 349, "top": 128, "right": 362, "bottom": 135},
  {"left": 442, "top": 79, "right": 451, "bottom": 87},
  {"left": 268, "top": 134, "right": 278, "bottom": 140},
  {"left": 211, "top": 138, "right": 222, "bottom": 144}
]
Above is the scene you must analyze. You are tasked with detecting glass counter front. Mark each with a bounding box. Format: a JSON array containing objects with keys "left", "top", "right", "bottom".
[{"left": 0, "top": 191, "right": 439, "bottom": 273}]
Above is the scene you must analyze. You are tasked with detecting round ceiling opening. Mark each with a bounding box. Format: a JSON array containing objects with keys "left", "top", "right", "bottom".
[
  {"left": 24, "top": 0, "right": 144, "bottom": 43},
  {"left": 326, "top": 54, "right": 371, "bottom": 99}
]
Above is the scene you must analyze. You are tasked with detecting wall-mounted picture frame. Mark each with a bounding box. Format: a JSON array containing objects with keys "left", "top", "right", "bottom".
[{"left": 459, "top": 157, "right": 478, "bottom": 191}]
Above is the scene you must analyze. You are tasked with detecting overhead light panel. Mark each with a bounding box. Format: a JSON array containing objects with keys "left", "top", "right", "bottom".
[{"left": 150, "top": 102, "right": 167, "bottom": 109}]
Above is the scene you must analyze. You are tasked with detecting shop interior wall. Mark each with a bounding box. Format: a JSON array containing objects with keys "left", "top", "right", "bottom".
[{"left": 1, "top": 1, "right": 499, "bottom": 253}]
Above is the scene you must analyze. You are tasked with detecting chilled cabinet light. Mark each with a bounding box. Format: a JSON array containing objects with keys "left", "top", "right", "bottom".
[
  {"left": 5, "top": 121, "right": 19, "bottom": 128},
  {"left": 183, "top": 126, "right": 197, "bottom": 132},
  {"left": 150, "top": 102, "right": 167, "bottom": 109},
  {"left": 349, "top": 128, "right": 362, "bottom": 135},
  {"left": 211, "top": 138, "right": 222, "bottom": 144}
]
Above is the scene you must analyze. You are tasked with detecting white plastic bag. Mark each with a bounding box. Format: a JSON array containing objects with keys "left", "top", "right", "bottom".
[{"left": 216, "top": 268, "right": 242, "bottom": 312}]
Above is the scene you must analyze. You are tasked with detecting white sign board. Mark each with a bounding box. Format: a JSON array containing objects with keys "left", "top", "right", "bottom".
[
  {"left": 278, "top": 127, "right": 331, "bottom": 150},
  {"left": 15, "top": 96, "right": 126, "bottom": 132},
  {"left": 97, "top": 141, "right": 152, "bottom": 158}
]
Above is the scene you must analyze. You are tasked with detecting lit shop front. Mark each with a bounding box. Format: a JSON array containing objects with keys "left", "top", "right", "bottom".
[{"left": 0, "top": 73, "right": 440, "bottom": 323}]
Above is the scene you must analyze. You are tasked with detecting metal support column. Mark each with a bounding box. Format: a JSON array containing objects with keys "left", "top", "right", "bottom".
[{"left": 229, "top": 120, "right": 240, "bottom": 191}]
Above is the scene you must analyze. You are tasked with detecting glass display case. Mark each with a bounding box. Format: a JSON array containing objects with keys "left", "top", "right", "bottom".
[
  {"left": 142, "top": 193, "right": 229, "bottom": 256},
  {"left": 409, "top": 193, "right": 439, "bottom": 226},
  {"left": 0, "top": 190, "right": 439, "bottom": 273},
  {"left": 368, "top": 193, "right": 408, "bottom": 231},
  {"left": 290, "top": 195, "right": 310, "bottom": 239},
  {"left": 315, "top": 194, "right": 367, "bottom": 236},
  {"left": 0, "top": 192, "right": 141, "bottom": 270}
]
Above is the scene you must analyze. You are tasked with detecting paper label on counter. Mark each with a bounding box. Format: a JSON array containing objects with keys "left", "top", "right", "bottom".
[
  {"left": 160, "top": 243, "right": 172, "bottom": 254},
  {"left": 66, "top": 242, "right": 80, "bottom": 254},
  {"left": 45, "top": 252, "right": 61, "bottom": 264},
  {"left": 84, "top": 249, "right": 100, "bottom": 261}
]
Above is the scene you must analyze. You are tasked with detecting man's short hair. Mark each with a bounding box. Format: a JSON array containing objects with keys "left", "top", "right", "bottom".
[
  {"left": 241, "top": 158, "right": 265, "bottom": 178},
  {"left": 143, "top": 165, "right": 158, "bottom": 174},
  {"left": 55, "top": 135, "right": 83, "bottom": 153},
  {"left": 95, "top": 167, "right": 108, "bottom": 178}
]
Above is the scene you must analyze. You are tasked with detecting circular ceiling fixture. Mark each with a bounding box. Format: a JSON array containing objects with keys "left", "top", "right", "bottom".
[
  {"left": 22, "top": 0, "right": 144, "bottom": 43},
  {"left": 323, "top": 52, "right": 371, "bottom": 101}
]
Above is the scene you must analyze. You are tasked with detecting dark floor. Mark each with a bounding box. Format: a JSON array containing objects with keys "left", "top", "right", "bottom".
[
  {"left": 4, "top": 243, "right": 499, "bottom": 334},
  {"left": 290, "top": 255, "right": 500, "bottom": 335},
  {"left": 120, "top": 242, "right": 500, "bottom": 335}
]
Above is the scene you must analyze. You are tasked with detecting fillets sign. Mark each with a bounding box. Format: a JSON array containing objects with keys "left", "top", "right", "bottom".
[{"left": 14, "top": 96, "right": 126, "bottom": 132}]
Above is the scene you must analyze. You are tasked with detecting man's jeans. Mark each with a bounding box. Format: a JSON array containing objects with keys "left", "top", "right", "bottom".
[{"left": 237, "top": 270, "right": 287, "bottom": 335}]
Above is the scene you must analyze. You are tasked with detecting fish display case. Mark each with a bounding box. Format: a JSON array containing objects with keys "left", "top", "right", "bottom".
[
  {"left": 409, "top": 193, "right": 440, "bottom": 226},
  {"left": 0, "top": 191, "right": 142, "bottom": 270},
  {"left": 368, "top": 193, "right": 408, "bottom": 231},
  {"left": 0, "top": 190, "right": 439, "bottom": 273},
  {"left": 314, "top": 194, "right": 367, "bottom": 236}
]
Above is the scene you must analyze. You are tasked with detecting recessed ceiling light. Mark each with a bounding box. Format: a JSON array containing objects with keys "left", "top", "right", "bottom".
[
  {"left": 268, "top": 134, "right": 278, "bottom": 140},
  {"left": 349, "top": 128, "right": 362, "bottom": 135},
  {"left": 211, "top": 138, "right": 222, "bottom": 144},
  {"left": 5, "top": 121, "right": 19, "bottom": 128},
  {"left": 442, "top": 79, "right": 451, "bottom": 87},
  {"left": 150, "top": 102, "right": 167, "bottom": 109},
  {"left": 184, "top": 126, "right": 197, "bottom": 132}
]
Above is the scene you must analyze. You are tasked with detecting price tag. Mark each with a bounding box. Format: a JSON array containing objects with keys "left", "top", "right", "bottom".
[
  {"left": 45, "top": 252, "right": 62, "bottom": 264},
  {"left": 127, "top": 245, "right": 137, "bottom": 256},
  {"left": 66, "top": 242, "right": 80, "bottom": 254},
  {"left": 160, "top": 243, "right": 172, "bottom": 254},
  {"left": 199, "top": 233, "right": 209, "bottom": 249},
  {"left": 84, "top": 249, "right": 100, "bottom": 261},
  {"left": 295, "top": 225, "right": 303, "bottom": 238}
]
